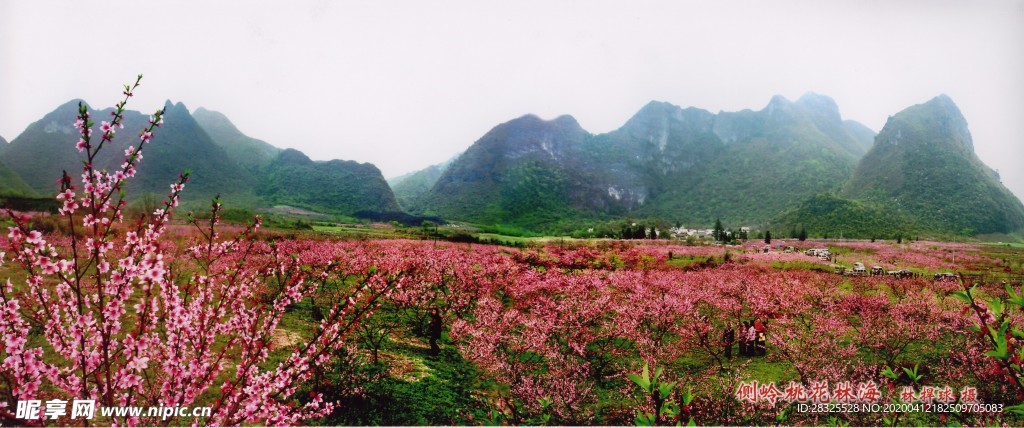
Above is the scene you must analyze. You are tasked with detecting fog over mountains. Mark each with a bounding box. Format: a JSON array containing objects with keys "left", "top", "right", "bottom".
[{"left": 2, "top": 93, "right": 1021, "bottom": 238}]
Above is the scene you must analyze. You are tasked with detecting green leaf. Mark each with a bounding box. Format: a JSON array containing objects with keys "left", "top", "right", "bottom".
[
  {"left": 1006, "top": 283, "right": 1019, "bottom": 300},
  {"left": 1013, "top": 327, "right": 1024, "bottom": 340},
  {"left": 987, "top": 324, "right": 1009, "bottom": 359},
  {"left": 989, "top": 298, "right": 1004, "bottom": 316},
  {"left": 634, "top": 412, "right": 655, "bottom": 426},
  {"left": 985, "top": 346, "right": 1008, "bottom": 359},
  {"left": 483, "top": 409, "right": 504, "bottom": 426},
  {"left": 659, "top": 381, "right": 675, "bottom": 398},
  {"left": 628, "top": 373, "right": 651, "bottom": 392},
  {"left": 681, "top": 388, "right": 694, "bottom": 405},
  {"left": 901, "top": 363, "right": 922, "bottom": 382},
  {"left": 951, "top": 290, "right": 971, "bottom": 304},
  {"left": 537, "top": 397, "right": 551, "bottom": 409},
  {"left": 776, "top": 405, "right": 789, "bottom": 423}
]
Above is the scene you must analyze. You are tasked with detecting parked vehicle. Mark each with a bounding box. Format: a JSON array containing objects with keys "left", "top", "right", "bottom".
[
  {"left": 853, "top": 262, "right": 866, "bottom": 275},
  {"left": 887, "top": 269, "right": 915, "bottom": 279}
]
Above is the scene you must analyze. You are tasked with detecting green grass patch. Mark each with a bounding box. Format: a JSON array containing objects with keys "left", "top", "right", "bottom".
[
  {"left": 770, "top": 260, "right": 833, "bottom": 273},
  {"left": 312, "top": 224, "right": 408, "bottom": 239},
  {"left": 667, "top": 254, "right": 720, "bottom": 270}
]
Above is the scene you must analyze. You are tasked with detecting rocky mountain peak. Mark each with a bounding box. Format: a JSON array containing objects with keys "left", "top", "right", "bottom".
[
  {"left": 796, "top": 92, "right": 842, "bottom": 123},
  {"left": 765, "top": 94, "right": 793, "bottom": 114},
  {"left": 879, "top": 94, "right": 973, "bottom": 153}
]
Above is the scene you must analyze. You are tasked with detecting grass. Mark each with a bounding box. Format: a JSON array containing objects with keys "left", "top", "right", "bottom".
[
  {"left": 317, "top": 334, "right": 489, "bottom": 426},
  {"left": 976, "top": 231, "right": 1024, "bottom": 245},
  {"left": 475, "top": 232, "right": 592, "bottom": 245},
  {"left": 311, "top": 224, "right": 414, "bottom": 239},
  {"left": 983, "top": 241, "right": 1024, "bottom": 249},
  {"left": 771, "top": 260, "right": 833, "bottom": 273},
  {"left": 477, "top": 223, "right": 544, "bottom": 237},
  {"left": 741, "top": 356, "right": 799, "bottom": 384},
  {"left": 667, "top": 254, "right": 720, "bottom": 270}
]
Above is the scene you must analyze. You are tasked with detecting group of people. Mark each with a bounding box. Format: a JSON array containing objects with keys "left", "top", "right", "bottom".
[{"left": 721, "top": 319, "right": 767, "bottom": 358}]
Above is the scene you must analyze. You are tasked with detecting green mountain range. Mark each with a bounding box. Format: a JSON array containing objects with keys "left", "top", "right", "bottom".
[
  {"left": 621, "top": 93, "right": 873, "bottom": 226},
  {"left": 0, "top": 100, "right": 398, "bottom": 216},
  {"left": 0, "top": 99, "right": 253, "bottom": 204},
  {"left": 396, "top": 93, "right": 1022, "bottom": 237},
  {"left": 5, "top": 94, "right": 1021, "bottom": 238},
  {"left": 406, "top": 93, "right": 877, "bottom": 230}
]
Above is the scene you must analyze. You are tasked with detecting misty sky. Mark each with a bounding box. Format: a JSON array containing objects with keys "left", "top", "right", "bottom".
[{"left": 2, "top": 0, "right": 1023, "bottom": 202}]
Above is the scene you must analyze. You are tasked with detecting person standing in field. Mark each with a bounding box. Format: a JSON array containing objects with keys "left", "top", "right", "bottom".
[
  {"left": 723, "top": 326, "right": 735, "bottom": 359},
  {"left": 753, "top": 319, "right": 767, "bottom": 356},
  {"left": 746, "top": 322, "right": 758, "bottom": 357},
  {"left": 429, "top": 308, "right": 443, "bottom": 356}
]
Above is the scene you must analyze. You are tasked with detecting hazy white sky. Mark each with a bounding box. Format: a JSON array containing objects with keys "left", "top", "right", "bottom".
[{"left": 2, "top": 0, "right": 1023, "bottom": 201}]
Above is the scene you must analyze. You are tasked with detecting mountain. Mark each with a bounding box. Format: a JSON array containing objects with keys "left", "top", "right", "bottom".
[
  {"left": 793, "top": 92, "right": 874, "bottom": 158},
  {"left": 388, "top": 156, "right": 457, "bottom": 210},
  {"left": 627, "top": 93, "right": 871, "bottom": 225},
  {"left": 0, "top": 99, "right": 254, "bottom": 204},
  {"left": 192, "top": 107, "right": 282, "bottom": 173},
  {"left": 10, "top": 94, "right": 1019, "bottom": 237},
  {"left": 421, "top": 93, "right": 877, "bottom": 230},
  {"left": 259, "top": 149, "right": 400, "bottom": 215},
  {"left": 189, "top": 108, "right": 399, "bottom": 215},
  {"left": 589, "top": 101, "right": 723, "bottom": 212},
  {"left": 842, "top": 95, "right": 1024, "bottom": 235},
  {"left": 129, "top": 101, "right": 255, "bottom": 203},
  {"left": 0, "top": 161, "right": 34, "bottom": 197},
  {"left": 775, "top": 193, "right": 908, "bottom": 239},
  {"left": 1, "top": 100, "right": 404, "bottom": 218},
  {"left": 0, "top": 135, "right": 34, "bottom": 196},
  {"left": 422, "top": 114, "right": 615, "bottom": 227},
  {"left": 843, "top": 120, "right": 876, "bottom": 156},
  {"left": 0, "top": 164, "right": 34, "bottom": 196},
  {"left": 0, "top": 99, "right": 85, "bottom": 193}
]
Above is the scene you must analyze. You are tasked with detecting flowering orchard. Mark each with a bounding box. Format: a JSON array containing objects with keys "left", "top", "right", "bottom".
[
  {"left": 168, "top": 238, "right": 1021, "bottom": 426},
  {"left": 3, "top": 79, "right": 1024, "bottom": 426}
]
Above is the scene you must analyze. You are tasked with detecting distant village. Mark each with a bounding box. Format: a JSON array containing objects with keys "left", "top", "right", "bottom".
[
  {"left": 654, "top": 225, "right": 955, "bottom": 281},
  {"left": 667, "top": 225, "right": 750, "bottom": 240}
]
